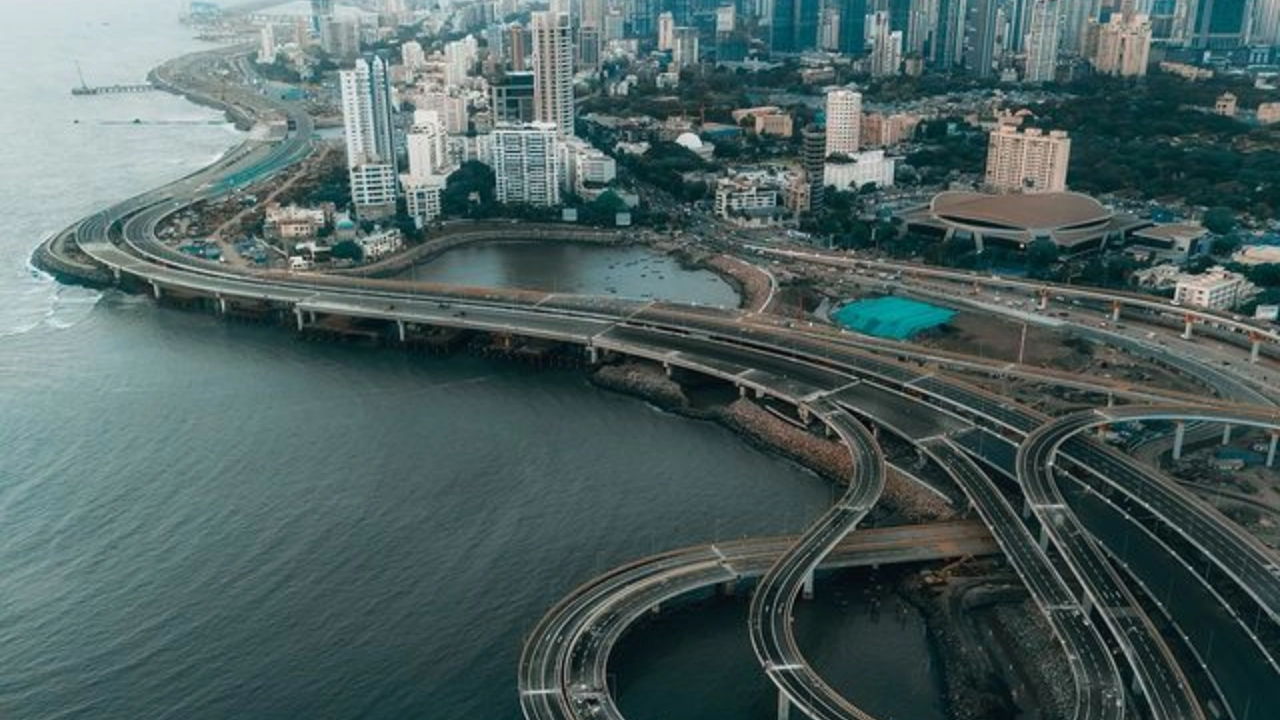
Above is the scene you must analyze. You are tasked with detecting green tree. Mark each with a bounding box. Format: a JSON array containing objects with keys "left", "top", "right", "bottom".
[
  {"left": 443, "top": 161, "right": 497, "bottom": 217},
  {"left": 1203, "top": 206, "right": 1238, "bottom": 235},
  {"left": 331, "top": 239, "right": 363, "bottom": 262},
  {"left": 1025, "top": 239, "right": 1060, "bottom": 278}
]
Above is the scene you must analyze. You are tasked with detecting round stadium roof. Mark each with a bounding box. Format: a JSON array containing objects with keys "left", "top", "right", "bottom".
[{"left": 930, "top": 191, "right": 1111, "bottom": 232}]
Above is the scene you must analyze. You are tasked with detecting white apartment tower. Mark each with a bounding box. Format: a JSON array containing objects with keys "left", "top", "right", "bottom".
[
  {"left": 824, "top": 88, "right": 862, "bottom": 157},
  {"left": 491, "top": 123, "right": 561, "bottom": 206},
  {"left": 406, "top": 110, "right": 451, "bottom": 177},
  {"left": 340, "top": 55, "right": 398, "bottom": 217},
  {"left": 1024, "top": 0, "right": 1060, "bottom": 83},
  {"left": 531, "top": 11, "right": 575, "bottom": 137},
  {"left": 672, "top": 27, "right": 700, "bottom": 68},
  {"left": 984, "top": 126, "right": 1071, "bottom": 193}
]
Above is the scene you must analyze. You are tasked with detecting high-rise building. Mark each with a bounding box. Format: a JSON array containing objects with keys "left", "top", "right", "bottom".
[
  {"left": 967, "top": 0, "right": 1000, "bottom": 76},
  {"left": 491, "top": 123, "right": 561, "bottom": 206},
  {"left": 258, "top": 25, "right": 278, "bottom": 64},
  {"left": 401, "top": 40, "right": 426, "bottom": 72},
  {"left": 716, "top": 4, "right": 737, "bottom": 34},
  {"left": 1252, "top": 0, "right": 1280, "bottom": 45},
  {"left": 340, "top": 55, "right": 399, "bottom": 217},
  {"left": 443, "top": 36, "right": 478, "bottom": 86},
  {"left": 310, "top": 0, "right": 334, "bottom": 34},
  {"left": 407, "top": 110, "right": 451, "bottom": 177},
  {"left": 984, "top": 125, "right": 1071, "bottom": 193},
  {"left": 868, "top": 11, "right": 903, "bottom": 76},
  {"left": 1191, "top": 0, "right": 1251, "bottom": 47},
  {"left": 671, "top": 27, "right": 700, "bottom": 68},
  {"left": 933, "top": 0, "right": 969, "bottom": 68},
  {"left": 1093, "top": 14, "right": 1152, "bottom": 76},
  {"left": 321, "top": 19, "right": 361, "bottom": 62},
  {"left": 802, "top": 125, "right": 827, "bottom": 212},
  {"left": 838, "top": 0, "right": 869, "bottom": 55},
  {"left": 658, "top": 11, "right": 676, "bottom": 50},
  {"left": 1062, "top": 0, "right": 1100, "bottom": 54},
  {"left": 531, "top": 11, "right": 575, "bottom": 137},
  {"left": 1024, "top": 0, "right": 1060, "bottom": 82},
  {"left": 907, "top": 0, "right": 939, "bottom": 55},
  {"left": 577, "top": 25, "right": 602, "bottom": 70},
  {"left": 508, "top": 23, "right": 528, "bottom": 71},
  {"left": 824, "top": 88, "right": 862, "bottom": 157},
  {"left": 773, "top": 0, "right": 822, "bottom": 53},
  {"left": 491, "top": 71, "right": 537, "bottom": 124}
]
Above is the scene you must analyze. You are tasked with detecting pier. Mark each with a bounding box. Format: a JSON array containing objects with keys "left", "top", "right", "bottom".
[{"left": 71, "top": 83, "right": 156, "bottom": 97}]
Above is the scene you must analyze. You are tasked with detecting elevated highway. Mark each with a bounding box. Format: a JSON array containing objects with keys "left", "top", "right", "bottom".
[{"left": 37, "top": 44, "right": 1280, "bottom": 720}]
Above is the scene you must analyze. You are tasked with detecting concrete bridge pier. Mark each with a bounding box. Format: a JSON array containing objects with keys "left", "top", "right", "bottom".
[
  {"left": 217, "top": 296, "right": 227, "bottom": 315},
  {"left": 1022, "top": 497, "right": 1032, "bottom": 520},
  {"left": 719, "top": 579, "right": 737, "bottom": 596},
  {"left": 396, "top": 319, "right": 406, "bottom": 343},
  {"left": 802, "top": 570, "right": 815, "bottom": 600},
  {"left": 1173, "top": 421, "right": 1187, "bottom": 461},
  {"left": 798, "top": 405, "right": 811, "bottom": 425},
  {"left": 1182, "top": 314, "right": 1194, "bottom": 340},
  {"left": 585, "top": 346, "right": 600, "bottom": 365},
  {"left": 294, "top": 306, "right": 304, "bottom": 331},
  {"left": 738, "top": 384, "right": 748, "bottom": 398},
  {"left": 1038, "top": 524, "right": 1050, "bottom": 551},
  {"left": 151, "top": 282, "right": 162, "bottom": 300},
  {"left": 1037, "top": 290, "right": 1048, "bottom": 311},
  {"left": 1268, "top": 432, "right": 1279, "bottom": 469},
  {"left": 1222, "top": 424, "right": 1233, "bottom": 446},
  {"left": 663, "top": 361, "right": 672, "bottom": 377},
  {"left": 1251, "top": 338, "right": 1263, "bottom": 364},
  {"left": 112, "top": 267, "right": 121, "bottom": 283},
  {"left": 1110, "top": 301, "right": 1121, "bottom": 322},
  {"left": 777, "top": 691, "right": 791, "bottom": 720}
]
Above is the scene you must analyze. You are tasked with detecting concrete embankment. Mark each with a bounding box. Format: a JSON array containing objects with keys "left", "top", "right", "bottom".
[{"left": 30, "top": 231, "right": 112, "bottom": 287}]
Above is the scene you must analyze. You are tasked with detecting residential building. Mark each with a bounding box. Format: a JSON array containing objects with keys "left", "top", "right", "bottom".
[
  {"left": 560, "top": 138, "right": 618, "bottom": 197},
  {"left": 984, "top": 125, "right": 1071, "bottom": 194},
  {"left": 861, "top": 112, "right": 921, "bottom": 147},
  {"left": 1215, "top": 92, "right": 1238, "bottom": 117},
  {"left": 340, "top": 55, "right": 398, "bottom": 217},
  {"left": 401, "top": 174, "right": 446, "bottom": 225},
  {"left": 401, "top": 40, "right": 426, "bottom": 72},
  {"left": 1174, "top": 268, "right": 1256, "bottom": 310},
  {"left": 491, "top": 123, "right": 561, "bottom": 206},
  {"left": 838, "top": 0, "right": 868, "bottom": 55},
  {"left": 867, "top": 11, "right": 903, "bottom": 77},
  {"left": 321, "top": 19, "right": 361, "bottom": 62},
  {"left": 658, "top": 11, "right": 676, "bottom": 50},
  {"left": 714, "top": 177, "right": 785, "bottom": 227},
  {"left": 672, "top": 27, "right": 699, "bottom": 68},
  {"left": 355, "top": 228, "right": 404, "bottom": 260},
  {"left": 1092, "top": 14, "right": 1152, "bottom": 77},
  {"left": 531, "top": 11, "right": 575, "bottom": 136},
  {"left": 1257, "top": 102, "right": 1280, "bottom": 124},
  {"left": 406, "top": 110, "right": 451, "bottom": 177},
  {"left": 491, "top": 71, "right": 536, "bottom": 124},
  {"left": 824, "top": 150, "right": 897, "bottom": 191},
  {"left": 802, "top": 124, "right": 827, "bottom": 212},
  {"left": 264, "top": 204, "right": 327, "bottom": 240},
  {"left": 824, "top": 88, "right": 862, "bottom": 157},
  {"left": 1024, "top": 0, "right": 1060, "bottom": 82}
]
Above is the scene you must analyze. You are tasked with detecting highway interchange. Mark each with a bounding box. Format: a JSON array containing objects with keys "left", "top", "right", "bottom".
[{"left": 33, "top": 45, "right": 1280, "bottom": 720}]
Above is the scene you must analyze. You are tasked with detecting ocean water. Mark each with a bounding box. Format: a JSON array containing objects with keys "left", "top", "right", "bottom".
[{"left": 0, "top": 2, "right": 940, "bottom": 719}]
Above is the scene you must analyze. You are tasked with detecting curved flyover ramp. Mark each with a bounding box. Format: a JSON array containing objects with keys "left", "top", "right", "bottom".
[
  {"left": 748, "top": 402, "right": 885, "bottom": 720},
  {"left": 517, "top": 523, "right": 998, "bottom": 720}
]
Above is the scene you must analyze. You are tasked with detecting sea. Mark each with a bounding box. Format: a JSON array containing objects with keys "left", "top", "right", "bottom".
[{"left": 0, "top": 1, "right": 943, "bottom": 719}]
